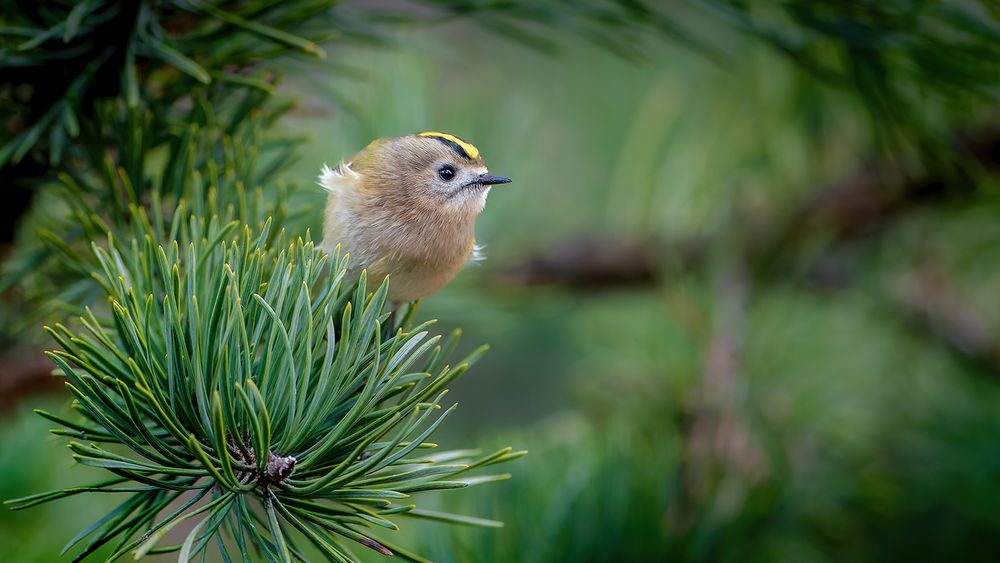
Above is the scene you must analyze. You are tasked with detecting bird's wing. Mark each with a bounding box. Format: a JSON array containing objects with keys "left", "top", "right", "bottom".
[{"left": 318, "top": 161, "right": 360, "bottom": 193}]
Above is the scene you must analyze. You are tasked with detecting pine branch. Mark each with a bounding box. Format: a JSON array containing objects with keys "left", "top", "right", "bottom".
[
  {"left": 2, "top": 5, "right": 528, "bottom": 557},
  {"left": 7, "top": 197, "right": 522, "bottom": 561}
]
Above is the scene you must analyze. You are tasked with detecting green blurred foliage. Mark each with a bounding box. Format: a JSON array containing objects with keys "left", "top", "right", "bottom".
[
  {"left": 4, "top": 1, "right": 1000, "bottom": 561},
  {"left": 276, "top": 19, "right": 1000, "bottom": 563}
]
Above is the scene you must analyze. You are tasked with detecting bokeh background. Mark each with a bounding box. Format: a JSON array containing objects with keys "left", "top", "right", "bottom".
[{"left": 3, "top": 1, "right": 1000, "bottom": 561}]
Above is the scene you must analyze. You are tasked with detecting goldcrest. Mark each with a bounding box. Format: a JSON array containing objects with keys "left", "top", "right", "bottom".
[{"left": 320, "top": 132, "right": 511, "bottom": 305}]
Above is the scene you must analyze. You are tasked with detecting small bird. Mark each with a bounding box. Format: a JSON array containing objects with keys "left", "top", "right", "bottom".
[{"left": 320, "top": 132, "right": 511, "bottom": 306}]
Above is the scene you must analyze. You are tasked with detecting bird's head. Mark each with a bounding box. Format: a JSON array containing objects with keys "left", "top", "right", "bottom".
[{"left": 350, "top": 132, "right": 511, "bottom": 216}]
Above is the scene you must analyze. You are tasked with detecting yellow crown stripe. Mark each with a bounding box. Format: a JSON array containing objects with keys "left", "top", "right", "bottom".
[{"left": 418, "top": 131, "right": 480, "bottom": 160}]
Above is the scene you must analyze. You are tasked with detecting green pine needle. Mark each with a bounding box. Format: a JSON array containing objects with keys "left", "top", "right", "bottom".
[{"left": 7, "top": 202, "right": 519, "bottom": 561}]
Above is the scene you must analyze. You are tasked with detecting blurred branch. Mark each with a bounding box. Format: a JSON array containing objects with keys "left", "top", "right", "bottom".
[
  {"left": 763, "top": 125, "right": 1000, "bottom": 280},
  {"left": 891, "top": 262, "right": 1000, "bottom": 375},
  {"left": 675, "top": 263, "right": 768, "bottom": 525},
  {"left": 0, "top": 347, "right": 56, "bottom": 414},
  {"left": 498, "top": 124, "right": 1000, "bottom": 291},
  {"left": 498, "top": 236, "right": 705, "bottom": 289}
]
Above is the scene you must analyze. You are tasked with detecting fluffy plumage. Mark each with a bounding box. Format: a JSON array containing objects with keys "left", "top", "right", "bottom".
[{"left": 320, "top": 133, "right": 509, "bottom": 304}]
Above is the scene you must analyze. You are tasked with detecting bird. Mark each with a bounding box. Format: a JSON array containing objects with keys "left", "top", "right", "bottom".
[{"left": 319, "top": 131, "right": 511, "bottom": 308}]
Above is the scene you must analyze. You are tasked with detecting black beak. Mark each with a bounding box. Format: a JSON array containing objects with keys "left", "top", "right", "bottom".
[{"left": 477, "top": 174, "right": 512, "bottom": 186}]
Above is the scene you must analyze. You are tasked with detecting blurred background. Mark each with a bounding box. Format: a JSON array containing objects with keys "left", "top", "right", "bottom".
[{"left": 3, "top": 1, "right": 1000, "bottom": 561}]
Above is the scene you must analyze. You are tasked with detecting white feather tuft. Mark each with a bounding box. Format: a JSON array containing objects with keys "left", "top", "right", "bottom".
[
  {"left": 469, "top": 243, "right": 486, "bottom": 265},
  {"left": 318, "top": 161, "right": 359, "bottom": 192}
]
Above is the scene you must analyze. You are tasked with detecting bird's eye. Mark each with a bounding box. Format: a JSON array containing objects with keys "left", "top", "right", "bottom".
[{"left": 437, "top": 165, "right": 456, "bottom": 181}]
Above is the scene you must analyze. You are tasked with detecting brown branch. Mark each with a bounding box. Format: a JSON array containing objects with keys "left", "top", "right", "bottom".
[
  {"left": 498, "top": 236, "right": 676, "bottom": 289},
  {"left": 0, "top": 347, "right": 59, "bottom": 414},
  {"left": 671, "top": 264, "right": 768, "bottom": 530},
  {"left": 685, "top": 266, "right": 767, "bottom": 484},
  {"left": 496, "top": 125, "right": 1000, "bottom": 291},
  {"left": 891, "top": 262, "right": 1000, "bottom": 374},
  {"left": 497, "top": 235, "right": 709, "bottom": 290}
]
